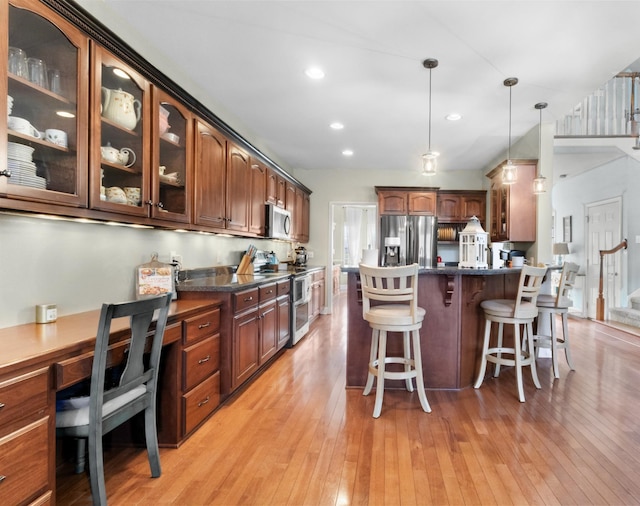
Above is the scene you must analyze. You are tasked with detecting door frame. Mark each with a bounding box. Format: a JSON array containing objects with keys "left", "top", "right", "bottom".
[{"left": 326, "top": 201, "right": 378, "bottom": 314}]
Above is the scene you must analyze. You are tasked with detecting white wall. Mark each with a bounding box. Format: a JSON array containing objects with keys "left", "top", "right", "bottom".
[
  {"left": 0, "top": 213, "right": 292, "bottom": 328},
  {"left": 552, "top": 155, "right": 640, "bottom": 307}
]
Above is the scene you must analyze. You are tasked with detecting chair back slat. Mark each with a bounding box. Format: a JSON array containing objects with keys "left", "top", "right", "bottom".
[
  {"left": 359, "top": 263, "right": 420, "bottom": 323},
  {"left": 90, "top": 293, "right": 173, "bottom": 425},
  {"left": 513, "top": 265, "right": 548, "bottom": 318},
  {"left": 556, "top": 262, "right": 580, "bottom": 307}
]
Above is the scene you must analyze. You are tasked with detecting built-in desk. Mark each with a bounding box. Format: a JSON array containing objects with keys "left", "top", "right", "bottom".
[{"left": 0, "top": 299, "right": 221, "bottom": 506}]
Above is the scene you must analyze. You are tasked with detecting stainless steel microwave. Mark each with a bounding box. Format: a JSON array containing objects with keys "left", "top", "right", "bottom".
[{"left": 266, "top": 204, "right": 292, "bottom": 240}]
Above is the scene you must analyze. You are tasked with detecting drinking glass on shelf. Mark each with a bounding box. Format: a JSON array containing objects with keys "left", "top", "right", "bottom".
[
  {"left": 8, "top": 46, "right": 28, "bottom": 78},
  {"left": 48, "top": 69, "right": 62, "bottom": 94},
  {"left": 27, "top": 57, "right": 48, "bottom": 88}
]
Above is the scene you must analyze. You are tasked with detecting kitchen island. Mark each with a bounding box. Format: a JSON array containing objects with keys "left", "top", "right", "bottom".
[{"left": 344, "top": 266, "right": 522, "bottom": 390}]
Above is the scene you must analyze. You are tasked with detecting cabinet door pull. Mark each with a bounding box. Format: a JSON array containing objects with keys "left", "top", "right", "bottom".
[
  {"left": 198, "top": 396, "right": 210, "bottom": 407},
  {"left": 0, "top": 475, "right": 5, "bottom": 483},
  {"left": 0, "top": 402, "right": 4, "bottom": 410},
  {"left": 244, "top": 296, "right": 253, "bottom": 302},
  {"left": 198, "top": 355, "right": 211, "bottom": 364},
  {"left": 198, "top": 322, "right": 211, "bottom": 329},
  {"left": 0, "top": 170, "right": 11, "bottom": 178}
]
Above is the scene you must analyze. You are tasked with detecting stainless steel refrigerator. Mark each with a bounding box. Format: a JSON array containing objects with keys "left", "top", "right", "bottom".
[{"left": 379, "top": 215, "right": 438, "bottom": 268}]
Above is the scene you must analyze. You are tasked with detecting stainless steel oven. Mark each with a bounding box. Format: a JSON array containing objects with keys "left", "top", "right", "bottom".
[{"left": 290, "top": 273, "right": 311, "bottom": 345}]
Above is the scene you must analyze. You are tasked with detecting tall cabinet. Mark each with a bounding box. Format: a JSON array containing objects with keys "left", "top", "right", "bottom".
[
  {"left": 3, "top": 0, "right": 89, "bottom": 208},
  {"left": 487, "top": 160, "right": 537, "bottom": 243}
]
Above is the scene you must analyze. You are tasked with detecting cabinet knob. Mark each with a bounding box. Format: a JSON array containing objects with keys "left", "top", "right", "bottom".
[
  {"left": 0, "top": 170, "right": 11, "bottom": 178},
  {"left": 145, "top": 200, "right": 154, "bottom": 206},
  {"left": 156, "top": 201, "right": 164, "bottom": 209},
  {"left": 244, "top": 296, "right": 253, "bottom": 302}
]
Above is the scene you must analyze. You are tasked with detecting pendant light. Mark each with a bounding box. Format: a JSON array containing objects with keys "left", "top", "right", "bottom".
[
  {"left": 533, "top": 102, "right": 548, "bottom": 195},
  {"left": 502, "top": 77, "right": 518, "bottom": 185},
  {"left": 421, "top": 58, "right": 439, "bottom": 176}
]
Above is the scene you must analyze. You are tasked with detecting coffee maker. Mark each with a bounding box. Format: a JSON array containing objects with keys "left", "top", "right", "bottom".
[{"left": 383, "top": 237, "right": 401, "bottom": 266}]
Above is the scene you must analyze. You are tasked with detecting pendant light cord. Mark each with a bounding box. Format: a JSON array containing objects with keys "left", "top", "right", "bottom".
[
  {"left": 428, "top": 66, "right": 432, "bottom": 152},
  {"left": 508, "top": 84, "right": 512, "bottom": 161}
]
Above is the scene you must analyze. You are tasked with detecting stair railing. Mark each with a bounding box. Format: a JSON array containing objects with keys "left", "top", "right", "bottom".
[{"left": 596, "top": 239, "right": 628, "bottom": 320}]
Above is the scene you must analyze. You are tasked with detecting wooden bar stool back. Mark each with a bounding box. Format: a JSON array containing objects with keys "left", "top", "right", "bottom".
[
  {"left": 359, "top": 263, "right": 431, "bottom": 418},
  {"left": 534, "top": 261, "right": 580, "bottom": 378},
  {"left": 474, "top": 265, "right": 547, "bottom": 402}
]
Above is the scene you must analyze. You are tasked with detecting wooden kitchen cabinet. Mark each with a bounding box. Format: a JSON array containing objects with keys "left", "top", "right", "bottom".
[
  {"left": 276, "top": 279, "right": 291, "bottom": 350},
  {"left": 150, "top": 87, "right": 193, "bottom": 224},
  {"left": 266, "top": 167, "right": 286, "bottom": 208},
  {"left": 232, "top": 287, "right": 260, "bottom": 390},
  {"left": 487, "top": 160, "right": 537, "bottom": 242},
  {"left": 90, "top": 43, "right": 151, "bottom": 216},
  {"left": 310, "top": 269, "right": 325, "bottom": 322},
  {"left": 258, "top": 283, "right": 278, "bottom": 364},
  {"left": 226, "top": 143, "right": 251, "bottom": 233},
  {"left": 376, "top": 187, "right": 437, "bottom": 215},
  {"left": 437, "top": 190, "right": 486, "bottom": 223},
  {"left": 249, "top": 159, "right": 267, "bottom": 236},
  {"left": 2, "top": 0, "right": 89, "bottom": 208},
  {"left": 193, "top": 119, "right": 227, "bottom": 230},
  {"left": 0, "top": 368, "right": 52, "bottom": 505}
]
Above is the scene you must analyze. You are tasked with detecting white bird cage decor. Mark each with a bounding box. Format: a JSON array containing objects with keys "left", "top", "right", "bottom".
[{"left": 459, "top": 216, "right": 488, "bottom": 269}]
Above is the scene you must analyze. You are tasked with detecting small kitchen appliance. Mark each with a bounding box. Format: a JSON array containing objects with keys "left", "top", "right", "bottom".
[{"left": 294, "top": 246, "right": 308, "bottom": 267}]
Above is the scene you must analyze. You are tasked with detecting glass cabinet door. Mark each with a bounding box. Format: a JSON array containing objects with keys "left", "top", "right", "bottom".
[
  {"left": 2, "top": 0, "right": 89, "bottom": 206},
  {"left": 151, "top": 87, "right": 192, "bottom": 223},
  {"left": 90, "top": 44, "right": 150, "bottom": 216}
]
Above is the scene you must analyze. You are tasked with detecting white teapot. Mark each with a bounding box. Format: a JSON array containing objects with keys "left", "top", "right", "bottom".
[
  {"left": 101, "top": 142, "right": 136, "bottom": 167},
  {"left": 101, "top": 87, "right": 141, "bottom": 131}
]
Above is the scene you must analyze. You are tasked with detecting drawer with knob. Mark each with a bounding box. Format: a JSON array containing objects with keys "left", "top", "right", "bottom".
[
  {"left": 183, "top": 371, "right": 220, "bottom": 435},
  {"left": 0, "top": 369, "right": 49, "bottom": 428},
  {"left": 183, "top": 308, "right": 220, "bottom": 345},
  {"left": 182, "top": 334, "right": 220, "bottom": 391}
]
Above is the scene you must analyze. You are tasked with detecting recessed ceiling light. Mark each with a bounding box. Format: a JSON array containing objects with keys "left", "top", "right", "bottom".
[
  {"left": 305, "top": 67, "right": 325, "bottom": 79},
  {"left": 330, "top": 122, "right": 344, "bottom": 130},
  {"left": 342, "top": 149, "right": 354, "bottom": 156},
  {"left": 446, "top": 113, "right": 462, "bottom": 121}
]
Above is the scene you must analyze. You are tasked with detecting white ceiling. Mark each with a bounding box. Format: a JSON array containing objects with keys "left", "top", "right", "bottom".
[{"left": 75, "top": 0, "right": 640, "bottom": 175}]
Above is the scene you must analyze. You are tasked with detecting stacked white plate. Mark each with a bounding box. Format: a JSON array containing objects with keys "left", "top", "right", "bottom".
[
  {"left": 7, "top": 95, "right": 13, "bottom": 116},
  {"left": 7, "top": 141, "right": 46, "bottom": 189}
]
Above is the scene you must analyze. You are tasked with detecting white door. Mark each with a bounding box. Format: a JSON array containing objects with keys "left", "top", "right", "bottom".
[{"left": 586, "top": 198, "right": 622, "bottom": 319}]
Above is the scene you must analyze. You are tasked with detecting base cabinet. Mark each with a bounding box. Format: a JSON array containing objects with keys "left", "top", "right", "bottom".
[
  {"left": 310, "top": 269, "right": 325, "bottom": 322},
  {"left": 0, "top": 368, "right": 52, "bottom": 505}
]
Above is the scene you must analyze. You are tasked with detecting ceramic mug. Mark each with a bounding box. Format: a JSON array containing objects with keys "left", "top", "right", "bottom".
[
  {"left": 8, "top": 116, "right": 42, "bottom": 139},
  {"left": 45, "top": 128, "right": 67, "bottom": 147}
]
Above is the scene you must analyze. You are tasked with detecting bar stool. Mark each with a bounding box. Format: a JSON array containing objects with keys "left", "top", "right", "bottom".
[
  {"left": 359, "top": 263, "right": 431, "bottom": 418},
  {"left": 534, "top": 261, "right": 579, "bottom": 378},
  {"left": 474, "top": 265, "right": 547, "bottom": 402}
]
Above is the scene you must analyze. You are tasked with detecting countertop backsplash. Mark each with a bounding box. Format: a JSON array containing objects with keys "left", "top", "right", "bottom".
[{"left": 0, "top": 213, "right": 293, "bottom": 329}]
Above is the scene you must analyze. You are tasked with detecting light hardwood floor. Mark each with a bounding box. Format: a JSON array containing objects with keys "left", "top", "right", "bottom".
[{"left": 57, "top": 292, "right": 640, "bottom": 505}]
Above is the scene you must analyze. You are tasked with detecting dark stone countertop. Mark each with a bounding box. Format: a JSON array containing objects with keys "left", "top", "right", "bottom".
[
  {"left": 176, "top": 265, "right": 325, "bottom": 292},
  {"left": 340, "top": 265, "right": 523, "bottom": 276}
]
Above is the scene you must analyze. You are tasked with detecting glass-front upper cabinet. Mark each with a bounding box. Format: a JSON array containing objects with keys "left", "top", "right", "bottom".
[
  {"left": 90, "top": 43, "right": 150, "bottom": 216},
  {"left": 2, "top": 0, "right": 89, "bottom": 207},
  {"left": 151, "top": 87, "right": 192, "bottom": 223}
]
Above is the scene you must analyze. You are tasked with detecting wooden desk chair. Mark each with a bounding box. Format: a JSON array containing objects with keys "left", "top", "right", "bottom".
[
  {"left": 359, "top": 263, "right": 431, "bottom": 418},
  {"left": 474, "top": 265, "right": 547, "bottom": 402},
  {"left": 56, "top": 293, "right": 173, "bottom": 505},
  {"left": 534, "top": 261, "right": 580, "bottom": 378}
]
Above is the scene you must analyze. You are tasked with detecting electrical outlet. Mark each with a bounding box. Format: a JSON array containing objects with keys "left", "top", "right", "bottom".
[{"left": 170, "top": 252, "right": 183, "bottom": 266}]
